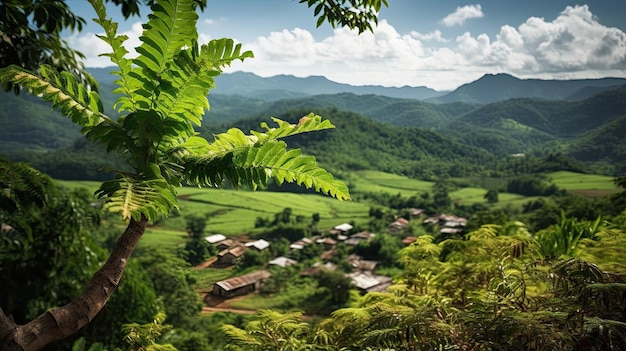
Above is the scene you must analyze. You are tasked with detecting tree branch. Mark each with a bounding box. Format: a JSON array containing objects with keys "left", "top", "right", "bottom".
[{"left": 0, "top": 216, "right": 148, "bottom": 351}]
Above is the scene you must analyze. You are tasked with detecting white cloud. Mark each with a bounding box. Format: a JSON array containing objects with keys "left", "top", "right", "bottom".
[
  {"left": 451, "top": 5, "right": 626, "bottom": 75},
  {"left": 410, "top": 30, "right": 448, "bottom": 42},
  {"left": 440, "top": 4, "right": 484, "bottom": 27},
  {"left": 68, "top": 5, "right": 626, "bottom": 91}
]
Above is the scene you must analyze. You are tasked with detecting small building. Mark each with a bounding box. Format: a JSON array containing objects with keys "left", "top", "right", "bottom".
[
  {"left": 329, "top": 223, "right": 353, "bottom": 236},
  {"left": 388, "top": 217, "right": 409, "bottom": 234},
  {"left": 347, "top": 254, "right": 378, "bottom": 271},
  {"left": 347, "top": 271, "right": 393, "bottom": 294},
  {"left": 212, "top": 270, "right": 272, "bottom": 298},
  {"left": 215, "top": 238, "right": 238, "bottom": 251},
  {"left": 402, "top": 236, "right": 417, "bottom": 246},
  {"left": 316, "top": 237, "right": 337, "bottom": 250},
  {"left": 245, "top": 239, "right": 270, "bottom": 251},
  {"left": 269, "top": 256, "right": 297, "bottom": 268},
  {"left": 216, "top": 244, "right": 247, "bottom": 266},
  {"left": 290, "top": 237, "right": 313, "bottom": 250},
  {"left": 345, "top": 231, "right": 375, "bottom": 246},
  {"left": 204, "top": 234, "right": 226, "bottom": 244}
]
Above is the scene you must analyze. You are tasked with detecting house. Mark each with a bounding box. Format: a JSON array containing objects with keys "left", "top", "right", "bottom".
[
  {"left": 204, "top": 234, "right": 226, "bottom": 244},
  {"left": 214, "top": 238, "right": 238, "bottom": 251},
  {"left": 316, "top": 237, "right": 337, "bottom": 250},
  {"left": 347, "top": 254, "right": 378, "bottom": 271},
  {"left": 212, "top": 270, "right": 272, "bottom": 298},
  {"left": 245, "top": 239, "right": 270, "bottom": 251},
  {"left": 347, "top": 271, "right": 393, "bottom": 294},
  {"left": 329, "top": 223, "right": 353, "bottom": 236},
  {"left": 216, "top": 244, "right": 247, "bottom": 266},
  {"left": 344, "top": 231, "right": 374, "bottom": 246},
  {"left": 402, "top": 236, "right": 417, "bottom": 246},
  {"left": 269, "top": 256, "right": 297, "bottom": 268},
  {"left": 387, "top": 217, "right": 409, "bottom": 234},
  {"left": 290, "top": 237, "right": 313, "bottom": 250}
]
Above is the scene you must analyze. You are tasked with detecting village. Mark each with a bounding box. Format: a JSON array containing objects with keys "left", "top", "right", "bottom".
[{"left": 202, "top": 210, "right": 468, "bottom": 305}]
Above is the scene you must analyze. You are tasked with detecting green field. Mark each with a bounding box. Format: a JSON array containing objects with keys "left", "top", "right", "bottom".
[
  {"left": 548, "top": 171, "right": 618, "bottom": 196},
  {"left": 54, "top": 170, "right": 618, "bottom": 250}
]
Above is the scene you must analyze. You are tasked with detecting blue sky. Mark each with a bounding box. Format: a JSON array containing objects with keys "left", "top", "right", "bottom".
[{"left": 64, "top": 0, "right": 626, "bottom": 91}]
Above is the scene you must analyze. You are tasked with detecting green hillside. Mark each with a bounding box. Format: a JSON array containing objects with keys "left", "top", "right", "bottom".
[
  {"left": 220, "top": 107, "right": 496, "bottom": 179},
  {"left": 260, "top": 93, "right": 478, "bottom": 128},
  {"left": 445, "top": 87, "right": 626, "bottom": 162}
]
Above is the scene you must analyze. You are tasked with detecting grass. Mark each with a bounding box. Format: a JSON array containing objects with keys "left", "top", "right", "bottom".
[
  {"left": 347, "top": 170, "right": 433, "bottom": 196},
  {"left": 53, "top": 170, "right": 618, "bottom": 247},
  {"left": 188, "top": 268, "right": 236, "bottom": 292},
  {"left": 547, "top": 171, "right": 618, "bottom": 196}
]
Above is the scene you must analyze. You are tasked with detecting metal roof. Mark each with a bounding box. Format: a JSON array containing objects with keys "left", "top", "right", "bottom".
[{"left": 215, "top": 270, "right": 271, "bottom": 291}]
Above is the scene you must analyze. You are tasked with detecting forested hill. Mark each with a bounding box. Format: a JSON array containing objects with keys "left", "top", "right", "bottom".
[
  {"left": 442, "top": 86, "right": 626, "bottom": 157},
  {"left": 216, "top": 107, "right": 496, "bottom": 179},
  {"left": 248, "top": 93, "right": 479, "bottom": 128},
  {"left": 2, "top": 78, "right": 626, "bottom": 179},
  {"left": 427, "top": 73, "right": 626, "bottom": 104}
]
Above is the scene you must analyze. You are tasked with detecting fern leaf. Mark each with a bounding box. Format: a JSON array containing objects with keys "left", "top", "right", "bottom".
[
  {"left": 0, "top": 65, "right": 106, "bottom": 128},
  {"left": 95, "top": 175, "right": 178, "bottom": 221},
  {"left": 181, "top": 134, "right": 350, "bottom": 200},
  {"left": 128, "top": 0, "right": 197, "bottom": 111},
  {"left": 89, "top": 0, "right": 138, "bottom": 112},
  {"left": 252, "top": 114, "right": 335, "bottom": 141}
]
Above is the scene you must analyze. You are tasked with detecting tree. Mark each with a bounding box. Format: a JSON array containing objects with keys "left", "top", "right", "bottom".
[
  {"left": 0, "top": 0, "right": 367, "bottom": 348},
  {"left": 484, "top": 189, "right": 499, "bottom": 203}
]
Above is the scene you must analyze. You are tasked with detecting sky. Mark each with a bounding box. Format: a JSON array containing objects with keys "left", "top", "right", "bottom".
[{"left": 64, "top": 0, "right": 626, "bottom": 91}]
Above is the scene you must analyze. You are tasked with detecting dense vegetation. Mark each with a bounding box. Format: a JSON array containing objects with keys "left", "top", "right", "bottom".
[{"left": 2, "top": 0, "right": 626, "bottom": 350}]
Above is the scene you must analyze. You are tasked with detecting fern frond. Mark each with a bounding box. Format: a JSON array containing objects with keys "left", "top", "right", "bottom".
[
  {"left": 0, "top": 65, "right": 106, "bottom": 128},
  {"left": 198, "top": 37, "right": 254, "bottom": 73},
  {"left": 154, "top": 39, "right": 253, "bottom": 129},
  {"left": 89, "top": 0, "right": 138, "bottom": 112},
  {"left": 181, "top": 130, "right": 350, "bottom": 200},
  {"left": 252, "top": 114, "right": 335, "bottom": 141},
  {"left": 136, "top": 0, "right": 197, "bottom": 74},
  {"left": 95, "top": 175, "right": 177, "bottom": 221}
]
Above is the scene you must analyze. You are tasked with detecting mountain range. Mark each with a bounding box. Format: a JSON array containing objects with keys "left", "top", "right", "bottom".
[
  {"left": 2, "top": 69, "right": 625, "bottom": 180},
  {"left": 87, "top": 68, "right": 626, "bottom": 104}
]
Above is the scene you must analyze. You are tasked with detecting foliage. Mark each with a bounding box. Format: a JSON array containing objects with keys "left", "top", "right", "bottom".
[
  {"left": 0, "top": 163, "right": 103, "bottom": 323},
  {"left": 299, "top": 0, "right": 388, "bottom": 34},
  {"left": 135, "top": 249, "right": 203, "bottom": 325},
  {"left": 0, "top": 0, "right": 358, "bottom": 348},
  {"left": 534, "top": 211, "right": 602, "bottom": 258},
  {"left": 122, "top": 312, "right": 177, "bottom": 351},
  {"left": 0, "top": 0, "right": 350, "bottom": 223},
  {"left": 507, "top": 174, "right": 562, "bottom": 196},
  {"left": 221, "top": 310, "right": 311, "bottom": 351}
]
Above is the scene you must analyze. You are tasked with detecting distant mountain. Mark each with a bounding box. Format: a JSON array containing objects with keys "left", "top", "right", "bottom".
[
  {"left": 427, "top": 73, "right": 626, "bottom": 105},
  {"left": 210, "top": 71, "right": 446, "bottom": 101},
  {"left": 247, "top": 93, "right": 479, "bottom": 128},
  {"left": 443, "top": 86, "right": 626, "bottom": 156}
]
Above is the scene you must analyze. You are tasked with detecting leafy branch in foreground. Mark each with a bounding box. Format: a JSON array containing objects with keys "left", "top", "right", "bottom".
[{"left": 0, "top": 0, "right": 352, "bottom": 348}]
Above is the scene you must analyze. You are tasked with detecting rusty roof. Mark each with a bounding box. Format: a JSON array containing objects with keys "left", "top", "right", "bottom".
[{"left": 215, "top": 270, "right": 271, "bottom": 291}]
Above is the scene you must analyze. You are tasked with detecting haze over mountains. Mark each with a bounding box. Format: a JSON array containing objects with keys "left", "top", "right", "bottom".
[
  {"left": 2, "top": 69, "right": 625, "bottom": 179},
  {"left": 87, "top": 67, "right": 626, "bottom": 104}
]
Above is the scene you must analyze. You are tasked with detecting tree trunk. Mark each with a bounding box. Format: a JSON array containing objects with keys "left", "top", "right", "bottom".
[{"left": 0, "top": 216, "right": 148, "bottom": 351}]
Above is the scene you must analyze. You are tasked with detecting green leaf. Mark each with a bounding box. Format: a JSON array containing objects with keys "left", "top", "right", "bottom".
[
  {"left": 0, "top": 64, "right": 107, "bottom": 128},
  {"left": 96, "top": 175, "right": 178, "bottom": 221}
]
